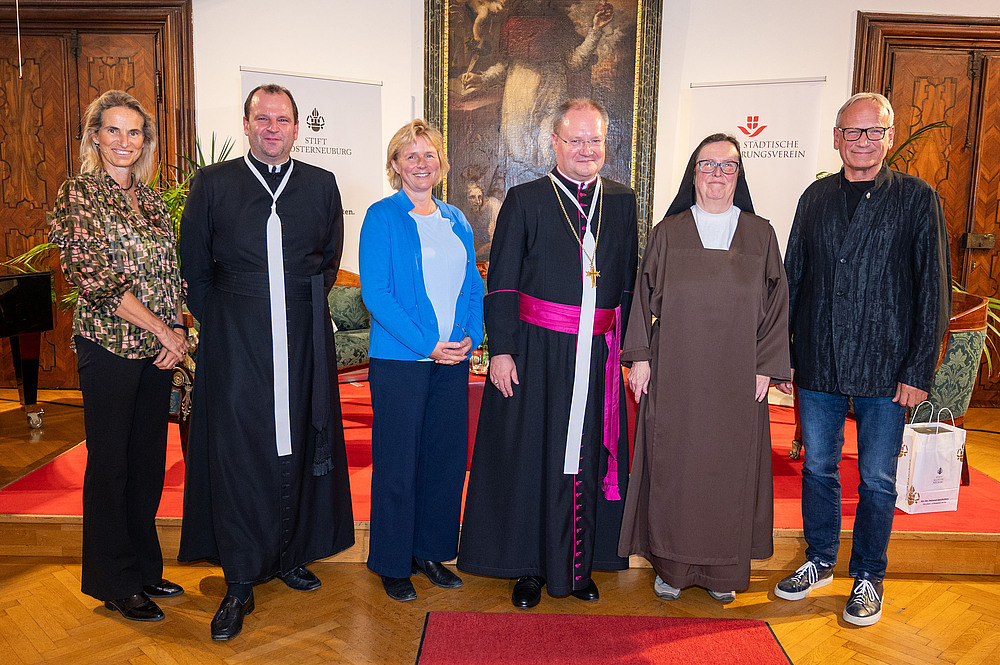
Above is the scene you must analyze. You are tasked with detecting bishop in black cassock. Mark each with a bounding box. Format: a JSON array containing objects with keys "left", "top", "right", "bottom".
[{"left": 458, "top": 100, "right": 637, "bottom": 605}]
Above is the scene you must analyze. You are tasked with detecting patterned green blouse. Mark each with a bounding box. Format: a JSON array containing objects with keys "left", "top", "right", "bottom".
[{"left": 48, "top": 171, "right": 184, "bottom": 359}]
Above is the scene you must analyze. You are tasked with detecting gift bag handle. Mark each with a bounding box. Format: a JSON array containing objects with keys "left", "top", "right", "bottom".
[
  {"left": 938, "top": 407, "right": 956, "bottom": 427},
  {"left": 909, "top": 400, "right": 935, "bottom": 424}
]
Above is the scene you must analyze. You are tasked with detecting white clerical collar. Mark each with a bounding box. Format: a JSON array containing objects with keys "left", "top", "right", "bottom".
[
  {"left": 555, "top": 167, "right": 598, "bottom": 189},
  {"left": 248, "top": 151, "right": 291, "bottom": 174}
]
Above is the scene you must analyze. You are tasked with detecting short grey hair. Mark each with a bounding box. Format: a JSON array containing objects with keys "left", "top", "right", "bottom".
[
  {"left": 552, "top": 98, "right": 610, "bottom": 135},
  {"left": 835, "top": 92, "right": 894, "bottom": 128}
]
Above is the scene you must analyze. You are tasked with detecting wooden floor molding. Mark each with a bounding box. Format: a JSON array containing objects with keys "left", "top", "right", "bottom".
[{"left": 1, "top": 516, "right": 997, "bottom": 577}]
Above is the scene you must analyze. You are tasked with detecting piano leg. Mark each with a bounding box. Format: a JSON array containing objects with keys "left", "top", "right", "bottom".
[{"left": 10, "top": 333, "right": 44, "bottom": 428}]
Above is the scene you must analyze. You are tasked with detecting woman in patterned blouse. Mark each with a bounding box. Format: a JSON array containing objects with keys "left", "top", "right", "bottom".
[{"left": 49, "top": 90, "right": 189, "bottom": 623}]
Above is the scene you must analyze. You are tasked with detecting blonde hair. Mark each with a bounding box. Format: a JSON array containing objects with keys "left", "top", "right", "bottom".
[
  {"left": 385, "top": 119, "right": 449, "bottom": 191},
  {"left": 79, "top": 90, "right": 157, "bottom": 180}
]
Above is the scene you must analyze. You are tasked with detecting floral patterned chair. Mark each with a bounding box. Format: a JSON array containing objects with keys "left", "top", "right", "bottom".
[
  {"left": 328, "top": 269, "right": 370, "bottom": 371},
  {"left": 909, "top": 292, "right": 989, "bottom": 485}
]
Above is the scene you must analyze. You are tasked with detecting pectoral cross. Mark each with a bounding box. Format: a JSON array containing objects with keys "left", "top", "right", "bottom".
[{"left": 586, "top": 262, "right": 600, "bottom": 288}]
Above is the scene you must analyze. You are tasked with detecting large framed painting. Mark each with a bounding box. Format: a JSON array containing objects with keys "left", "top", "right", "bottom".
[{"left": 425, "top": 0, "right": 663, "bottom": 256}]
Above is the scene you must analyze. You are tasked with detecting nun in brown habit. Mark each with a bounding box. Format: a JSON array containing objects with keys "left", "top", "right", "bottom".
[{"left": 617, "top": 133, "right": 790, "bottom": 601}]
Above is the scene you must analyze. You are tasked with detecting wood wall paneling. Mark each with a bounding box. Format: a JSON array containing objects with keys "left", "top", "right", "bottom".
[{"left": 0, "top": 1, "right": 194, "bottom": 390}]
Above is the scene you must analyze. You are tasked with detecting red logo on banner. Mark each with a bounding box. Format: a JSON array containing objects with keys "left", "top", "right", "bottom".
[{"left": 738, "top": 115, "right": 767, "bottom": 137}]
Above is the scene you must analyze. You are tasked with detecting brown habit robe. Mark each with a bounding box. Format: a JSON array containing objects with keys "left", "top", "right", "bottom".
[{"left": 618, "top": 208, "right": 790, "bottom": 592}]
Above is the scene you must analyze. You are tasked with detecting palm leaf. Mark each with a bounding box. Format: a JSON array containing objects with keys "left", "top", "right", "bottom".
[{"left": 888, "top": 121, "right": 947, "bottom": 170}]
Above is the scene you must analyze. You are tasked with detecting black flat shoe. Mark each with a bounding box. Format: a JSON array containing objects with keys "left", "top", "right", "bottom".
[
  {"left": 412, "top": 558, "right": 463, "bottom": 589},
  {"left": 104, "top": 593, "right": 164, "bottom": 622},
  {"left": 381, "top": 575, "right": 417, "bottom": 601},
  {"left": 142, "top": 578, "right": 184, "bottom": 598},
  {"left": 279, "top": 566, "right": 321, "bottom": 591},
  {"left": 211, "top": 592, "right": 255, "bottom": 641},
  {"left": 570, "top": 579, "right": 599, "bottom": 601},
  {"left": 512, "top": 576, "right": 544, "bottom": 608}
]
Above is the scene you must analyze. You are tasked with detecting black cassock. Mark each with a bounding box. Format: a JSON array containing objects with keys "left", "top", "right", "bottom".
[
  {"left": 457, "top": 171, "right": 637, "bottom": 595},
  {"left": 178, "top": 156, "right": 354, "bottom": 583}
]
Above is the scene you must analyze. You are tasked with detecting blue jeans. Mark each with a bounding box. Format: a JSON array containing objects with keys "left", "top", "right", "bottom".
[{"left": 797, "top": 387, "right": 905, "bottom": 581}]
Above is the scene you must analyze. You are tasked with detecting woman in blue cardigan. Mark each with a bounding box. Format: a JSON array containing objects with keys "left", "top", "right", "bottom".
[{"left": 360, "top": 119, "right": 484, "bottom": 601}]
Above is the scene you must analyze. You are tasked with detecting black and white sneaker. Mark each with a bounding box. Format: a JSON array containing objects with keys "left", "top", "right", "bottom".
[
  {"left": 774, "top": 560, "right": 834, "bottom": 600},
  {"left": 843, "top": 577, "right": 883, "bottom": 626}
]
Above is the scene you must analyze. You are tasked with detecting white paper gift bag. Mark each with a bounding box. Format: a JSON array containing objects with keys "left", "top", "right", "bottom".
[{"left": 895, "top": 404, "right": 966, "bottom": 514}]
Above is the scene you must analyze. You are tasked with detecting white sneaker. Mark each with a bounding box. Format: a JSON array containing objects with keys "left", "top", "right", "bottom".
[
  {"left": 707, "top": 589, "right": 736, "bottom": 602},
  {"left": 653, "top": 575, "right": 681, "bottom": 600}
]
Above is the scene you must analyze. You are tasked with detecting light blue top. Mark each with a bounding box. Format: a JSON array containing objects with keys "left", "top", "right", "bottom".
[
  {"left": 410, "top": 207, "right": 467, "bottom": 344},
  {"left": 360, "top": 189, "right": 485, "bottom": 361}
]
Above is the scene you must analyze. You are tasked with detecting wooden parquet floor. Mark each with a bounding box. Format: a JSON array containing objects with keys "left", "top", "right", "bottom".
[
  {"left": 0, "top": 560, "right": 998, "bottom": 664},
  {"left": 2, "top": 391, "right": 1000, "bottom": 663}
]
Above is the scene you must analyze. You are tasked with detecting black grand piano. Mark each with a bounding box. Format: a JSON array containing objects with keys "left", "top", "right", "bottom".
[{"left": 0, "top": 271, "right": 54, "bottom": 428}]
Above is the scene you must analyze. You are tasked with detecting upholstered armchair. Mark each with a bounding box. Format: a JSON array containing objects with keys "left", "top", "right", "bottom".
[
  {"left": 909, "top": 292, "right": 989, "bottom": 485},
  {"left": 328, "top": 270, "right": 370, "bottom": 371}
]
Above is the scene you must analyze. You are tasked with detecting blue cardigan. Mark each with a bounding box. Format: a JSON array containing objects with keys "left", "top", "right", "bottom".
[{"left": 359, "top": 189, "right": 484, "bottom": 361}]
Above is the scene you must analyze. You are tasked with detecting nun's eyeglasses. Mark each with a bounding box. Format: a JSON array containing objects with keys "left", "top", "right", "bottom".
[{"left": 695, "top": 160, "right": 739, "bottom": 175}]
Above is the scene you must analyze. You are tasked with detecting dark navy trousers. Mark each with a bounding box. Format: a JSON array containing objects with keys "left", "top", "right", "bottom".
[{"left": 366, "top": 358, "right": 469, "bottom": 578}]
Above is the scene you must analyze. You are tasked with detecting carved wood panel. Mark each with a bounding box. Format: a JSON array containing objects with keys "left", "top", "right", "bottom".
[
  {"left": 887, "top": 49, "right": 973, "bottom": 283},
  {"left": 77, "top": 33, "right": 160, "bottom": 172},
  {"left": 0, "top": 1, "right": 194, "bottom": 390},
  {"left": 0, "top": 34, "right": 72, "bottom": 388},
  {"left": 969, "top": 56, "right": 1000, "bottom": 404}
]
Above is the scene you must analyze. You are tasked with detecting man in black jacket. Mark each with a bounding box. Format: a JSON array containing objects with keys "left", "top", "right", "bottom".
[{"left": 774, "top": 92, "right": 950, "bottom": 627}]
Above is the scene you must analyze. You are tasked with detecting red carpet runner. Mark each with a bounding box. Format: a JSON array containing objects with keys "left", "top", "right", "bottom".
[
  {"left": 2, "top": 381, "right": 999, "bottom": 533},
  {"left": 415, "top": 612, "right": 790, "bottom": 665}
]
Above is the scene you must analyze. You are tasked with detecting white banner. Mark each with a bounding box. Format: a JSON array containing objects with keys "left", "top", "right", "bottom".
[
  {"left": 241, "top": 67, "right": 382, "bottom": 274},
  {"left": 688, "top": 79, "right": 825, "bottom": 252}
]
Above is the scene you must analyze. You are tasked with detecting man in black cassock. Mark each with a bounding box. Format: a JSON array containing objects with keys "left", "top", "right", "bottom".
[
  {"left": 457, "top": 99, "right": 637, "bottom": 608},
  {"left": 178, "top": 84, "right": 354, "bottom": 640}
]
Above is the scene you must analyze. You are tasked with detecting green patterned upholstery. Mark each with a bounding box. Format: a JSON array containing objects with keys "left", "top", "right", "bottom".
[
  {"left": 327, "top": 286, "right": 370, "bottom": 369},
  {"left": 911, "top": 329, "right": 986, "bottom": 422}
]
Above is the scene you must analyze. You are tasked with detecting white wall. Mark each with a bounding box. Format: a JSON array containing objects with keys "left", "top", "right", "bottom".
[
  {"left": 191, "top": 0, "right": 423, "bottom": 192},
  {"left": 191, "top": 0, "right": 1000, "bottom": 239}
]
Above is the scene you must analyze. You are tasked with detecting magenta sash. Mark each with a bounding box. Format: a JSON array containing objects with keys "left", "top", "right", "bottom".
[{"left": 518, "top": 292, "right": 622, "bottom": 500}]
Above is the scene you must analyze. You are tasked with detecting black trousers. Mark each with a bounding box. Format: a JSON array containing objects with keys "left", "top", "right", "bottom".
[{"left": 76, "top": 336, "right": 172, "bottom": 600}]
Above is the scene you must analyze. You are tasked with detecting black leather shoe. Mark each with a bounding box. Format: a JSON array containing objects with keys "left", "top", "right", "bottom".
[
  {"left": 571, "top": 579, "right": 600, "bottom": 601},
  {"left": 279, "top": 566, "right": 321, "bottom": 591},
  {"left": 381, "top": 576, "right": 417, "bottom": 601},
  {"left": 142, "top": 578, "right": 184, "bottom": 598},
  {"left": 512, "top": 576, "right": 544, "bottom": 608},
  {"left": 211, "top": 592, "right": 255, "bottom": 641},
  {"left": 412, "top": 558, "right": 463, "bottom": 589},
  {"left": 104, "top": 593, "right": 165, "bottom": 622}
]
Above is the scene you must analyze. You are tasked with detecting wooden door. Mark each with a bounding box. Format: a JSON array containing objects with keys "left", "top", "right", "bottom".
[
  {"left": 0, "top": 1, "right": 193, "bottom": 390},
  {"left": 885, "top": 49, "right": 979, "bottom": 286},
  {"left": 0, "top": 32, "right": 160, "bottom": 389},
  {"left": 0, "top": 34, "right": 76, "bottom": 389},
  {"left": 967, "top": 55, "right": 1000, "bottom": 403},
  {"left": 854, "top": 13, "right": 1000, "bottom": 406}
]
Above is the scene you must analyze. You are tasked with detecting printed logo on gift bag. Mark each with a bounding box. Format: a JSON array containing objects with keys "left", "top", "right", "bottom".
[{"left": 896, "top": 403, "right": 965, "bottom": 514}]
